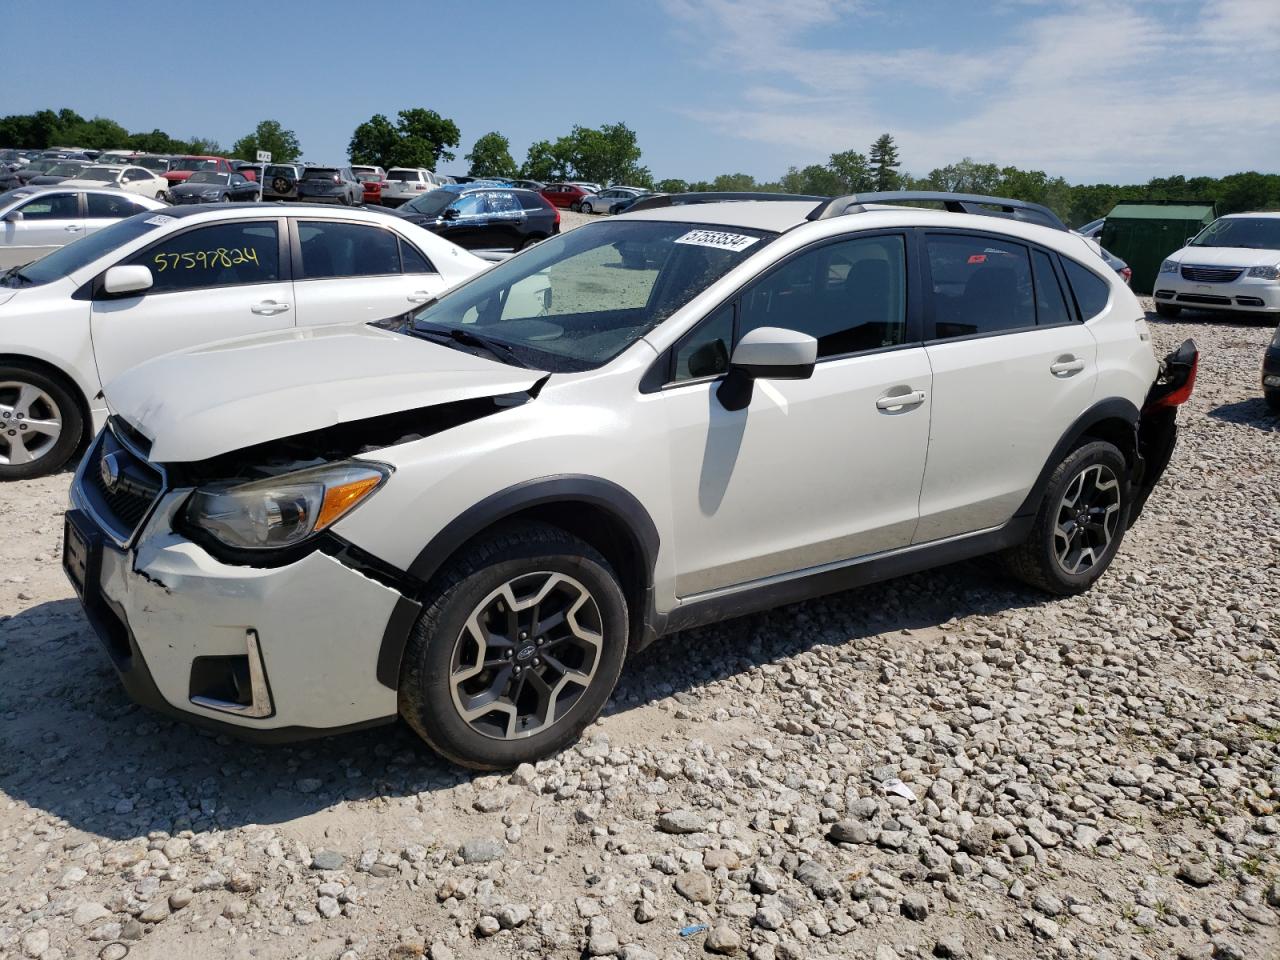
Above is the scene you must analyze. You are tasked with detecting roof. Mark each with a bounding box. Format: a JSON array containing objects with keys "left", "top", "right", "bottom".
[
  {"left": 623, "top": 200, "right": 820, "bottom": 232},
  {"left": 1218, "top": 211, "right": 1280, "bottom": 220},
  {"left": 1107, "top": 202, "right": 1215, "bottom": 220}
]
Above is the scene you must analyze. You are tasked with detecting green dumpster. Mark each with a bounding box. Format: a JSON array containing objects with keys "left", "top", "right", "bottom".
[{"left": 1099, "top": 201, "right": 1217, "bottom": 295}]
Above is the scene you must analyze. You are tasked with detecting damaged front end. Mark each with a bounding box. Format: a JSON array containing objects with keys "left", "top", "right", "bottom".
[{"left": 1130, "top": 338, "right": 1199, "bottom": 521}]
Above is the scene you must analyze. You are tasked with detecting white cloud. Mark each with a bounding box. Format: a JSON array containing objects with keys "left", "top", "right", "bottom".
[{"left": 660, "top": 0, "right": 1280, "bottom": 182}]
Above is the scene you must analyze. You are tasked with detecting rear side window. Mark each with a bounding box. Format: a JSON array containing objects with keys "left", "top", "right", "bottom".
[
  {"left": 86, "top": 193, "right": 147, "bottom": 219},
  {"left": 1062, "top": 259, "right": 1111, "bottom": 320},
  {"left": 1032, "top": 250, "right": 1073, "bottom": 326},
  {"left": 399, "top": 238, "right": 435, "bottom": 274},
  {"left": 131, "top": 221, "right": 280, "bottom": 294},
  {"left": 517, "top": 192, "right": 547, "bottom": 212},
  {"left": 926, "top": 234, "right": 1034, "bottom": 339},
  {"left": 298, "top": 221, "right": 401, "bottom": 279},
  {"left": 486, "top": 192, "right": 521, "bottom": 214}
]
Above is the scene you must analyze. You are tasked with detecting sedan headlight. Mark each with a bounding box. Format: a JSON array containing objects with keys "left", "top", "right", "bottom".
[
  {"left": 1246, "top": 264, "right": 1280, "bottom": 280},
  {"left": 1159, "top": 259, "right": 1180, "bottom": 274},
  {"left": 185, "top": 461, "right": 390, "bottom": 551},
  {"left": 199, "top": 189, "right": 222, "bottom": 199}
]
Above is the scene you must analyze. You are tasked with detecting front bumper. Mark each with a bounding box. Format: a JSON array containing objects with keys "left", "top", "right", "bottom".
[
  {"left": 1154, "top": 272, "right": 1280, "bottom": 313},
  {"left": 1264, "top": 342, "right": 1280, "bottom": 394},
  {"left": 64, "top": 439, "right": 405, "bottom": 740}
]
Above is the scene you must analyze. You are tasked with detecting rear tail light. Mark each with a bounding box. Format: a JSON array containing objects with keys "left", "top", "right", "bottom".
[
  {"left": 1121, "top": 267, "right": 1133, "bottom": 286},
  {"left": 1144, "top": 339, "right": 1199, "bottom": 411}
]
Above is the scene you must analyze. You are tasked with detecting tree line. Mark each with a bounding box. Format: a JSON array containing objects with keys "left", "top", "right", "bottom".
[{"left": 6, "top": 107, "right": 1278, "bottom": 227}]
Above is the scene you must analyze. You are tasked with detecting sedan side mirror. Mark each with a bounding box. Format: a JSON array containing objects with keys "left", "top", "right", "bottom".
[
  {"left": 442, "top": 208, "right": 461, "bottom": 220},
  {"left": 4, "top": 210, "right": 22, "bottom": 223},
  {"left": 717, "top": 326, "right": 817, "bottom": 411},
  {"left": 103, "top": 264, "right": 154, "bottom": 296}
]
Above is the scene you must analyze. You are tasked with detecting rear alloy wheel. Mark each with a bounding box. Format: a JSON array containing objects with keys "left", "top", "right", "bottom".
[
  {"left": 581, "top": 202, "right": 594, "bottom": 214},
  {"left": 0, "top": 365, "right": 83, "bottom": 480},
  {"left": 1002, "top": 440, "right": 1130, "bottom": 595},
  {"left": 399, "top": 523, "right": 628, "bottom": 769}
]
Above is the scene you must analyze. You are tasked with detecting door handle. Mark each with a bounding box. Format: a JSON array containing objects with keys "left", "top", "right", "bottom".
[
  {"left": 1050, "top": 356, "right": 1086, "bottom": 377},
  {"left": 406, "top": 291, "right": 433, "bottom": 304},
  {"left": 876, "top": 389, "right": 927, "bottom": 411},
  {"left": 250, "top": 300, "right": 291, "bottom": 316},
  {"left": 65, "top": 225, "right": 83, "bottom": 232}
]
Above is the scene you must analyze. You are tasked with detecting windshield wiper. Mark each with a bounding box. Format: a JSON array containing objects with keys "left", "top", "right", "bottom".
[
  {"left": 413, "top": 325, "right": 529, "bottom": 368},
  {"left": 0, "top": 265, "right": 31, "bottom": 287}
]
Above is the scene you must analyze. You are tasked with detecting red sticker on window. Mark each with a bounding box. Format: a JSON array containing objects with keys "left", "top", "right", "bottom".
[{"left": 967, "top": 254, "right": 987, "bottom": 264}]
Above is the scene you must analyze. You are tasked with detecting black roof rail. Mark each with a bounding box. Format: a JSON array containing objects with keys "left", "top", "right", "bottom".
[
  {"left": 628, "top": 191, "right": 826, "bottom": 214},
  {"left": 806, "top": 191, "right": 1069, "bottom": 231}
]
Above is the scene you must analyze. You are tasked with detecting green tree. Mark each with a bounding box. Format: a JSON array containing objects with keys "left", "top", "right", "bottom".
[
  {"left": 655, "top": 178, "right": 689, "bottom": 193},
  {"left": 231, "top": 119, "right": 302, "bottom": 162},
  {"left": 780, "top": 164, "right": 844, "bottom": 196},
  {"left": 828, "top": 150, "right": 873, "bottom": 192},
  {"left": 348, "top": 109, "right": 459, "bottom": 171},
  {"left": 926, "top": 157, "right": 1001, "bottom": 194},
  {"left": 522, "top": 123, "right": 649, "bottom": 186},
  {"left": 868, "top": 133, "right": 902, "bottom": 191},
  {"left": 711, "top": 172, "right": 757, "bottom": 191},
  {"left": 127, "top": 128, "right": 185, "bottom": 154},
  {"left": 57, "top": 116, "right": 130, "bottom": 151},
  {"left": 466, "top": 131, "right": 518, "bottom": 178},
  {"left": 180, "top": 136, "right": 224, "bottom": 155},
  {"left": 521, "top": 139, "right": 570, "bottom": 181}
]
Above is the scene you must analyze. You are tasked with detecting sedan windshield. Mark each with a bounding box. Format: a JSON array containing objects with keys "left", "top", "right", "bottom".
[
  {"left": 172, "top": 158, "right": 217, "bottom": 172},
  {"left": 1, "top": 212, "right": 166, "bottom": 288},
  {"left": 80, "top": 167, "right": 122, "bottom": 182},
  {"left": 408, "top": 220, "right": 775, "bottom": 372},
  {"left": 136, "top": 157, "right": 170, "bottom": 172},
  {"left": 188, "top": 172, "right": 228, "bottom": 185},
  {"left": 1190, "top": 217, "right": 1280, "bottom": 250},
  {"left": 46, "top": 163, "right": 85, "bottom": 177},
  {"left": 403, "top": 190, "right": 455, "bottom": 217}
]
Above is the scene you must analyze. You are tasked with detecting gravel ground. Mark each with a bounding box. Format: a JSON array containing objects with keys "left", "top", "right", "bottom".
[{"left": 1, "top": 304, "right": 1278, "bottom": 960}]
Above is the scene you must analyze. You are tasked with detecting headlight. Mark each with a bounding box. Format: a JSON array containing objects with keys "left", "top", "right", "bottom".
[
  {"left": 200, "top": 189, "right": 222, "bottom": 199},
  {"left": 1159, "top": 259, "right": 1180, "bottom": 274},
  {"left": 1246, "top": 264, "right": 1280, "bottom": 280},
  {"left": 184, "top": 461, "right": 390, "bottom": 551}
]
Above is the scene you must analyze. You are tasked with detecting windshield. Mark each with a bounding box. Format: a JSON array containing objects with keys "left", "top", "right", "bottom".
[
  {"left": 387, "top": 169, "right": 419, "bottom": 181},
  {"left": 303, "top": 168, "right": 337, "bottom": 179},
  {"left": 136, "top": 157, "right": 170, "bottom": 172},
  {"left": 188, "top": 172, "right": 228, "bottom": 185},
  {"left": 81, "top": 167, "right": 121, "bottom": 182},
  {"left": 408, "top": 220, "right": 775, "bottom": 372},
  {"left": 46, "top": 163, "right": 85, "bottom": 177},
  {"left": 26, "top": 160, "right": 58, "bottom": 174},
  {"left": 1, "top": 212, "right": 167, "bottom": 288},
  {"left": 403, "top": 190, "right": 456, "bottom": 217},
  {"left": 172, "top": 158, "right": 217, "bottom": 172},
  {"left": 1190, "top": 217, "right": 1280, "bottom": 251}
]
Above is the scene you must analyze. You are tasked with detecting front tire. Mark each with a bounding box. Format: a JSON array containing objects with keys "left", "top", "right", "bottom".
[
  {"left": 1002, "top": 441, "right": 1130, "bottom": 596},
  {"left": 0, "top": 363, "right": 84, "bottom": 480},
  {"left": 581, "top": 202, "right": 594, "bottom": 214},
  {"left": 399, "top": 523, "right": 629, "bottom": 769},
  {"left": 1155, "top": 303, "right": 1181, "bottom": 318}
]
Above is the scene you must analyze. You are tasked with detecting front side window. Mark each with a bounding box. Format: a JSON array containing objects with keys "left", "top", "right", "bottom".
[
  {"left": 128, "top": 221, "right": 280, "bottom": 294},
  {"left": 926, "top": 234, "right": 1034, "bottom": 339},
  {"left": 298, "top": 221, "right": 400, "bottom": 279},
  {"left": 451, "top": 194, "right": 485, "bottom": 217},
  {"left": 409, "top": 220, "right": 774, "bottom": 372},
  {"left": 673, "top": 303, "right": 733, "bottom": 381},
  {"left": 18, "top": 193, "right": 78, "bottom": 220},
  {"left": 738, "top": 234, "right": 908, "bottom": 358}
]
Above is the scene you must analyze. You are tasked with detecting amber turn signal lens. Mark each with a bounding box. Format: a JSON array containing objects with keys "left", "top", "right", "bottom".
[{"left": 316, "top": 475, "right": 383, "bottom": 530}]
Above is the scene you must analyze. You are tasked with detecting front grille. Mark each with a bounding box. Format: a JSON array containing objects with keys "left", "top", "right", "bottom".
[
  {"left": 82, "top": 425, "right": 165, "bottom": 543},
  {"left": 1180, "top": 265, "right": 1242, "bottom": 283},
  {"left": 1176, "top": 293, "right": 1233, "bottom": 306}
]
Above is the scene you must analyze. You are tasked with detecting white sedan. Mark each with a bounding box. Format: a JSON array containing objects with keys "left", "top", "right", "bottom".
[
  {"left": 0, "top": 204, "right": 546, "bottom": 478},
  {"left": 0, "top": 186, "right": 167, "bottom": 270},
  {"left": 61, "top": 165, "right": 171, "bottom": 200}
]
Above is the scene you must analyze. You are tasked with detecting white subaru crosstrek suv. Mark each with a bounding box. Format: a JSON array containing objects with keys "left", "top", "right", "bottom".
[
  {"left": 64, "top": 191, "right": 1198, "bottom": 769},
  {"left": 1154, "top": 212, "right": 1280, "bottom": 318},
  {"left": 0, "top": 203, "right": 531, "bottom": 479}
]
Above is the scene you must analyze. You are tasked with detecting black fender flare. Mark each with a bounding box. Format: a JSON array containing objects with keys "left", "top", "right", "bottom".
[
  {"left": 1013, "top": 396, "right": 1140, "bottom": 520},
  {"left": 376, "top": 475, "right": 660, "bottom": 688}
]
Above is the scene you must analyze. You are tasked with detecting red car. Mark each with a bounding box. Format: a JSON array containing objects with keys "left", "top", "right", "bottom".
[
  {"left": 357, "top": 173, "right": 384, "bottom": 205},
  {"left": 164, "top": 156, "right": 234, "bottom": 187},
  {"left": 541, "top": 182, "right": 593, "bottom": 209}
]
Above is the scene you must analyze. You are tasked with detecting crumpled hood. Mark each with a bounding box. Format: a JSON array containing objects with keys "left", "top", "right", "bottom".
[
  {"left": 1172, "top": 246, "right": 1280, "bottom": 268},
  {"left": 104, "top": 323, "right": 544, "bottom": 463}
]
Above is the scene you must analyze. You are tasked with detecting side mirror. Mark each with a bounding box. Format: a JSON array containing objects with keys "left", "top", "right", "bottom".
[
  {"left": 103, "top": 264, "right": 154, "bottom": 296},
  {"left": 442, "top": 208, "right": 461, "bottom": 221},
  {"left": 4, "top": 210, "right": 22, "bottom": 223},
  {"left": 717, "top": 326, "right": 817, "bottom": 411}
]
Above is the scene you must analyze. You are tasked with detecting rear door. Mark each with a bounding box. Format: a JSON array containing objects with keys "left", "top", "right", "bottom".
[
  {"left": 84, "top": 192, "right": 153, "bottom": 237},
  {"left": 290, "top": 218, "right": 449, "bottom": 327},
  {"left": 915, "top": 230, "right": 1098, "bottom": 542},
  {"left": 483, "top": 191, "right": 526, "bottom": 249},
  {"left": 1, "top": 191, "right": 84, "bottom": 267},
  {"left": 90, "top": 218, "right": 293, "bottom": 385}
]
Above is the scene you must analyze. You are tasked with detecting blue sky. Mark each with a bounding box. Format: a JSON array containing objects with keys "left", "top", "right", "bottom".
[{"left": 7, "top": 0, "right": 1278, "bottom": 184}]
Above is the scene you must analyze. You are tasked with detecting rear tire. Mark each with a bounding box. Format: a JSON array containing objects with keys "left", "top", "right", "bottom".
[
  {"left": 399, "top": 523, "right": 629, "bottom": 770},
  {"left": 1002, "top": 441, "right": 1130, "bottom": 596},
  {"left": 1155, "top": 303, "right": 1181, "bottom": 318},
  {"left": 0, "top": 362, "right": 84, "bottom": 481}
]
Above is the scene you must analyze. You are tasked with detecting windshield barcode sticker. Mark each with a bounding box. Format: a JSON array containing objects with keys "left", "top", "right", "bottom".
[
  {"left": 144, "top": 215, "right": 175, "bottom": 226},
  {"left": 674, "top": 229, "right": 760, "bottom": 252}
]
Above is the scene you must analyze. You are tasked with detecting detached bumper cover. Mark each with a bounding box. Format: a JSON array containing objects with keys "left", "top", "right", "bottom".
[{"left": 66, "top": 491, "right": 402, "bottom": 741}]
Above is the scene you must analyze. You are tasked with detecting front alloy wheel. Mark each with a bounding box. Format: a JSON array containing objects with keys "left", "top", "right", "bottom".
[
  {"left": 399, "top": 523, "right": 629, "bottom": 769},
  {"left": 0, "top": 381, "right": 62, "bottom": 468}
]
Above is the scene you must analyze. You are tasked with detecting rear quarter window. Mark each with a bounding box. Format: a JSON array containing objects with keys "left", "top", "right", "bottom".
[{"left": 1062, "top": 259, "right": 1111, "bottom": 320}]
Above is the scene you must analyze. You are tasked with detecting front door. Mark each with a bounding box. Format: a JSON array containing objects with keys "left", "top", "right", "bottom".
[
  {"left": 915, "top": 231, "right": 1099, "bottom": 542},
  {"left": 0, "top": 191, "right": 83, "bottom": 268},
  {"left": 90, "top": 218, "right": 293, "bottom": 386},
  {"left": 661, "top": 231, "right": 933, "bottom": 598}
]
